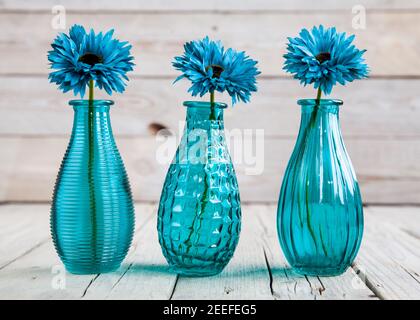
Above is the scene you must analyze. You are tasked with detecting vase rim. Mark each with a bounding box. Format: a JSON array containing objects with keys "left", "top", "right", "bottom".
[
  {"left": 297, "top": 99, "right": 343, "bottom": 106},
  {"left": 183, "top": 101, "right": 227, "bottom": 109},
  {"left": 69, "top": 99, "right": 114, "bottom": 107}
]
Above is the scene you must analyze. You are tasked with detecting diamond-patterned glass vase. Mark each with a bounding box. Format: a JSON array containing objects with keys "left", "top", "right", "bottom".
[{"left": 157, "top": 101, "right": 241, "bottom": 277}]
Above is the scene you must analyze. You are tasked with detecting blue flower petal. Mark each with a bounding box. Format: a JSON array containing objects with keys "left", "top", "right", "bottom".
[
  {"left": 283, "top": 25, "right": 368, "bottom": 95},
  {"left": 172, "top": 36, "right": 260, "bottom": 104},
  {"left": 48, "top": 24, "right": 135, "bottom": 97}
]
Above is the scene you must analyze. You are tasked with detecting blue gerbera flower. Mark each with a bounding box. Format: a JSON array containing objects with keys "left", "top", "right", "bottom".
[
  {"left": 48, "top": 24, "right": 134, "bottom": 97},
  {"left": 173, "top": 36, "right": 260, "bottom": 104},
  {"left": 283, "top": 25, "right": 368, "bottom": 95}
]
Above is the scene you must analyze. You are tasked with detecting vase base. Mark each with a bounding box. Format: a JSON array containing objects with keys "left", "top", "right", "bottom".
[
  {"left": 64, "top": 263, "right": 121, "bottom": 275},
  {"left": 292, "top": 266, "right": 349, "bottom": 277},
  {"left": 169, "top": 265, "right": 225, "bottom": 277}
]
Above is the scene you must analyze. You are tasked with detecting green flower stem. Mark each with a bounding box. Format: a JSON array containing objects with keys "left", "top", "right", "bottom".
[
  {"left": 316, "top": 86, "right": 322, "bottom": 102},
  {"left": 184, "top": 91, "right": 216, "bottom": 257},
  {"left": 304, "top": 87, "right": 329, "bottom": 255},
  {"left": 209, "top": 91, "right": 216, "bottom": 120},
  {"left": 88, "top": 79, "right": 97, "bottom": 264},
  {"left": 89, "top": 79, "right": 94, "bottom": 102},
  {"left": 311, "top": 87, "right": 322, "bottom": 127},
  {"left": 299, "top": 87, "right": 322, "bottom": 249},
  {"left": 204, "top": 90, "right": 216, "bottom": 216}
]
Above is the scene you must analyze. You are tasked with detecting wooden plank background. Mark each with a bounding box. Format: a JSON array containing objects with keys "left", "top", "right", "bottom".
[{"left": 0, "top": 0, "right": 419, "bottom": 204}]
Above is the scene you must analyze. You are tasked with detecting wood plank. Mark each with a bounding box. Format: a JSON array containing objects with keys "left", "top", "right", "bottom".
[
  {"left": 100, "top": 212, "right": 178, "bottom": 299},
  {"left": 353, "top": 207, "right": 420, "bottom": 299},
  {"left": 0, "top": 204, "right": 50, "bottom": 270},
  {"left": 0, "top": 203, "right": 151, "bottom": 299},
  {"left": 256, "top": 204, "right": 377, "bottom": 299},
  {"left": 81, "top": 203, "right": 177, "bottom": 299},
  {"left": 171, "top": 204, "right": 273, "bottom": 300},
  {"left": 359, "top": 180, "right": 420, "bottom": 205},
  {"left": 368, "top": 206, "right": 420, "bottom": 237},
  {"left": 1, "top": 77, "right": 419, "bottom": 139},
  {"left": 2, "top": 0, "right": 420, "bottom": 11},
  {"left": 0, "top": 239, "right": 97, "bottom": 299},
  {"left": 0, "top": 12, "right": 419, "bottom": 76},
  {"left": 0, "top": 136, "right": 419, "bottom": 204}
]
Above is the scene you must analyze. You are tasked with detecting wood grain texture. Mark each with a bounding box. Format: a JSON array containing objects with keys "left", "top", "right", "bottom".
[
  {"left": 0, "top": 203, "right": 154, "bottom": 299},
  {"left": 82, "top": 203, "right": 179, "bottom": 300},
  {"left": 0, "top": 2, "right": 418, "bottom": 205},
  {"left": 0, "top": 204, "right": 419, "bottom": 299},
  {"left": 1, "top": 12, "right": 419, "bottom": 76},
  {"left": 0, "top": 204, "right": 97, "bottom": 299},
  {"left": 2, "top": 0, "right": 420, "bottom": 11},
  {"left": 368, "top": 206, "right": 420, "bottom": 232},
  {"left": 0, "top": 241, "right": 98, "bottom": 299},
  {"left": 1, "top": 77, "right": 419, "bottom": 138},
  {"left": 256, "top": 204, "right": 377, "bottom": 299},
  {"left": 353, "top": 207, "right": 420, "bottom": 299},
  {"left": 0, "top": 136, "right": 419, "bottom": 203},
  {"left": 0, "top": 204, "right": 50, "bottom": 270}
]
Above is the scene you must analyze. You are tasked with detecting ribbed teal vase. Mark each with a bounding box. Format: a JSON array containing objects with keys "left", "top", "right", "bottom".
[
  {"left": 51, "top": 100, "right": 135, "bottom": 275},
  {"left": 277, "top": 99, "right": 363, "bottom": 276},
  {"left": 157, "top": 101, "right": 241, "bottom": 277}
]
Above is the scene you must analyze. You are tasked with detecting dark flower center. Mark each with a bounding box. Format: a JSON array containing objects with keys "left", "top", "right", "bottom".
[
  {"left": 315, "top": 52, "right": 331, "bottom": 64},
  {"left": 78, "top": 52, "right": 103, "bottom": 66},
  {"left": 206, "top": 64, "right": 224, "bottom": 78}
]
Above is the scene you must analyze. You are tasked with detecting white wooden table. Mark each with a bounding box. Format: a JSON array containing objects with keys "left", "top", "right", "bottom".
[{"left": 0, "top": 203, "right": 419, "bottom": 300}]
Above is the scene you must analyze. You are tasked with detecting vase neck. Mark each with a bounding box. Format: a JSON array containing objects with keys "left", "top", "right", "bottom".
[
  {"left": 175, "top": 101, "right": 230, "bottom": 165},
  {"left": 69, "top": 100, "right": 114, "bottom": 139},
  {"left": 70, "top": 99, "right": 114, "bottom": 110},
  {"left": 298, "top": 99, "right": 343, "bottom": 139},
  {"left": 183, "top": 101, "right": 226, "bottom": 131}
]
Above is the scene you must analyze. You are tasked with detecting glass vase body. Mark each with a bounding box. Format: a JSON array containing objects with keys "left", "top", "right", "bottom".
[
  {"left": 157, "top": 101, "right": 241, "bottom": 277},
  {"left": 277, "top": 99, "right": 363, "bottom": 276},
  {"left": 51, "top": 100, "right": 135, "bottom": 274}
]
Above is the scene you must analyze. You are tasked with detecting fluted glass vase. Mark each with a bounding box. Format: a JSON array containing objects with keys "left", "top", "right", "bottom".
[
  {"left": 277, "top": 99, "right": 363, "bottom": 276},
  {"left": 51, "top": 100, "right": 135, "bottom": 274},
  {"left": 157, "top": 101, "right": 241, "bottom": 277}
]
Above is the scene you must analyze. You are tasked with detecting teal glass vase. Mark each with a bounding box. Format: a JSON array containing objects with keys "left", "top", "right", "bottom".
[
  {"left": 157, "top": 101, "right": 241, "bottom": 277},
  {"left": 51, "top": 100, "right": 135, "bottom": 274},
  {"left": 277, "top": 99, "right": 364, "bottom": 276}
]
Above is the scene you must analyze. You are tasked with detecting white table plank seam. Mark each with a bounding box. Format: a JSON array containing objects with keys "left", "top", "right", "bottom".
[
  {"left": 314, "top": 277, "right": 326, "bottom": 297},
  {"left": 262, "top": 248, "right": 275, "bottom": 298},
  {"left": 351, "top": 263, "right": 385, "bottom": 300},
  {"left": 0, "top": 237, "right": 49, "bottom": 271},
  {"left": 401, "top": 229, "right": 420, "bottom": 242},
  {"left": 399, "top": 265, "right": 420, "bottom": 286},
  {"left": 168, "top": 276, "right": 180, "bottom": 300},
  {"left": 81, "top": 274, "right": 100, "bottom": 298}
]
